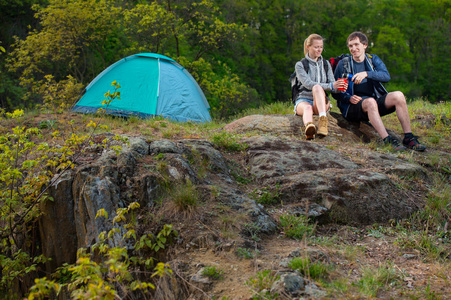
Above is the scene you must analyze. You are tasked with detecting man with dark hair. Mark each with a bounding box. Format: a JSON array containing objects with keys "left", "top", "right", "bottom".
[{"left": 332, "top": 31, "right": 426, "bottom": 151}]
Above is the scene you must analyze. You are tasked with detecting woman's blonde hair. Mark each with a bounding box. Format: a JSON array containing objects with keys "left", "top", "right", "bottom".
[{"left": 304, "top": 34, "right": 324, "bottom": 56}]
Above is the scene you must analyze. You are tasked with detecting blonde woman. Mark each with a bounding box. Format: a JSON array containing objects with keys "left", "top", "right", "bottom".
[{"left": 294, "top": 34, "right": 346, "bottom": 139}]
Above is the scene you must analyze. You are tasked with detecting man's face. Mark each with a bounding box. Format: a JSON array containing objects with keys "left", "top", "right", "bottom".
[{"left": 348, "top": 37, "right": 367, "bottom": 61}]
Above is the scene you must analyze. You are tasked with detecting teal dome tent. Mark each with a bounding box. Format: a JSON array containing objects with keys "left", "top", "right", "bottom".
[{"left": 72, "top": 53, "right": 212, "bottom": 123}]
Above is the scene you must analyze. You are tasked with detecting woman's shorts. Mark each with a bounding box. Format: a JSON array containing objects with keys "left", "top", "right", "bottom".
[{"left": 294, "top": 98, "right": 313, "bottom": 114}]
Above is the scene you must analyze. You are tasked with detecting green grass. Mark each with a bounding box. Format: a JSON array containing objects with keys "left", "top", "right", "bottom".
[
  {"left": 170, "top": 179, "right": 199, "bottom": 211},
  {"left": 288, "top": 257, "right": 331, "bottom": 280},
  {"left": 356, "top": 263, "right": 401, "bottom": 297},
  {"left": 250, "top": 185, "right": 280, "bottom": 205},
  {"left": 236, "top": 247, "right": 260, "bottom": 259},
  {"left": 231, "top": 101, "right": 293, "bottom": 120},
  {"left": 210, "top": 131, "right": 247, "bottom": 151},
  {"left": 278, "top": 214, "right": 315, "bottom": 240},
  {"left": 246, "top": 270, "right": 280, "bottom": 293}
]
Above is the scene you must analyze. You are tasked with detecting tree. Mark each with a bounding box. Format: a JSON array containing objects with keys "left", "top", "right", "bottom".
[{"left": 8, "top": 0, "right": 124, "bottom": 106}]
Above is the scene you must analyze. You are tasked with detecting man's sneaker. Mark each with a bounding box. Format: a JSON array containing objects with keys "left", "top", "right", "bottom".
[
  {"left": 403, "top": 135, "right": 426, "bottom": 151},
  {"left": 305, "top": 122, "right": 316, "bottom": 140},
  {"left": 317, "top": 116, "right": 328, "bottom": 136},
  {"left": 383, "top": 135, "right": 406, "bottom": 152}
]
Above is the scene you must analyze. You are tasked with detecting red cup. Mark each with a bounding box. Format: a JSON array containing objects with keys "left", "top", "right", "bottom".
[{"left": 338, "top": 78, "right": 347, "bottom": 92}]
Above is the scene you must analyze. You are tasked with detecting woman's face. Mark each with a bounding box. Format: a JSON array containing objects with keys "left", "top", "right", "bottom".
[{"left": 308, "top": 39, "right": 323, "bottom": 60}]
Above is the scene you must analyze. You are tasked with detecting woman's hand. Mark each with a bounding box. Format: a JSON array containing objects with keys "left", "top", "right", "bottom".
[{"left": 333, "top": 79, "right": 348, "bottom": 91}]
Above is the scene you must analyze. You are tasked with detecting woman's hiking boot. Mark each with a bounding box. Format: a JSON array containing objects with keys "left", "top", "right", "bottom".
[
  {"left": 304, "top": 122, "right": 316, "bottom": 140},
  {"left": 317, "top": 116, "right": 328, "bottom": 136}
]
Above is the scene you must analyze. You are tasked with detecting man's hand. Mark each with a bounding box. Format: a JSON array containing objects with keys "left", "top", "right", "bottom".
[
  {"left": 352, "top": 71, "right": 368, "bottom": 84},
  {"left": 350, "top": 95, "right": 362, "bottom": 104}
]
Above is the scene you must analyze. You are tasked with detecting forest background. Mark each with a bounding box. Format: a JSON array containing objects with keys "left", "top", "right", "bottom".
[{"left": 0, "top": 0, "right": 450, "bottom": 119}]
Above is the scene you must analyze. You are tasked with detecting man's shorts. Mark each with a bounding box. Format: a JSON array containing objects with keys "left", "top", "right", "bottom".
[{"left": 345, "top": 94, "right": 395, "bottom": 122}]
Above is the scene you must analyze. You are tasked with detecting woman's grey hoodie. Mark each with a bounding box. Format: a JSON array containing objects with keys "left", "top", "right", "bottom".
[{"left": 295, "top": 53, "right": 337, "bottom": 101}]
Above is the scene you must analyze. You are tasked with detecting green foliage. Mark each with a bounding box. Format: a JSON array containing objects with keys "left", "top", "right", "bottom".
[
  {"left": 236, "top": 247, "right": 260, "bottom": 259},
  {"left": 355, "top": 263, "right": 400, "bottom": 297},
  {"left": 278, "top": 214, "right": 315, "bottom": 240},
  {"left": 170, "top": 179, "right": 200, "bottom": 212},
  {"left": 441, "top": 156, "right": 451, "bottom": 180},
  {"left": 0, "top": 109, "right": 83, "bottom": 295},
  {"left": 288, "top": 257, "right": 330, "bottom": 280},
  {"left": 0, "top": 85, "right": 137, "bottom": 297},
  {"left": 123, "top": 2, "right": 176, "bottom": 54},
  {"left": 201, "top": 266, "right": 224, "bottom": 280},
  {"left": 37, "top": 74, "right": 83, "bottom": 114},
  {"left": 97, "top": 80, "right": 121, "bottom": 115},
  {"left": 28, "top": 202, "right": 177, "bottom": 299},
  {"left": 394, "top": 230, "right": 449, "bottom": 260},
  {"left": 246, "top": 270, "right": 280, "bottom": 299},
  {"left": 178, "top": 57, "right": 258, "bottom": 119},
  {"left": 250, "top": 184, "right": 281, "bottom": 205},
  {"left": 1, "top": 0, "right": 450, "bottom": 116},
  {"left": 242, "top": 222, "right": 263, "bottom": 242},
  {"left": 210, "top": 131, "right": 246, "bottom": 151},
  {"left": 5, "top": 0, "right": 254, "bottom": 117},
  {"left": 7, "top": 0, "right": 123, "bottom": 106}
]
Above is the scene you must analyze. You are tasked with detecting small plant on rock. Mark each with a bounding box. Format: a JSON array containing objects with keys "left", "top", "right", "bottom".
[
  {"left": 250, "top": 184, "right": 280, "bottom": 205},
  {"left": 236, "top": 247, "right": 260, "bottom": 259},
  {"left": 211, "top": 131, "right": 246, "bottom": 152},
  {"left": 288, "top": 257, "right": 330, "bottom": 280},
  {"left": 171, "top": 179, "right": 199, "bottom": 212},
  {"left": 245, "top": 270, "right": 280, "bottom": 299},
  {"left": 202, "top": 266, "right": 224, "bottom": 280},
  {"left": 279, "top": 214, "right": 315, "bottom": 240}
]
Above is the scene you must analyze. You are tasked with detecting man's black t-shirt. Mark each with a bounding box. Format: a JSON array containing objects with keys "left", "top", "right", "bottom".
[{"left": 353, "top": 60, "right": 375, "bottom": 98}]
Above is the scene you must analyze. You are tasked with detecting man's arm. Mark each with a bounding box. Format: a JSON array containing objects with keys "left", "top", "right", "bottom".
[
  {"left": 332, "top": 60, "right": 352, "bottom": 104},
  {"left": 366, "top": 54, "right": 390, "bottom": 83}
]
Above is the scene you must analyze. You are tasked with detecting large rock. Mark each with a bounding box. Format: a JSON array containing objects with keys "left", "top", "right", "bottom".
[
  {"left": 224, "top": 112, "right": 384, "bottom": 143},
  {"left": 272, "top": 169, "right": 416, "bottom": 224},
  {"left": 242, "top": 135, "right": 423, "bottom": 224},
  {"left": 39, "top": 171, "right": 78, "bottom": 273},
  {"left": 38, "top": 115, "right": 426, "bottom": 278},
  {"left": 244, "top": 136, "right": 359, "bottom": 182},
  {"left": 39, "top": 135, "right": 277, "bottom": 274}
]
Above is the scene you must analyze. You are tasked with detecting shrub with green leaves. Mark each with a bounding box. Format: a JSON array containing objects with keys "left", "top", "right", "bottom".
[
  {"left": 279, "top": 214, "right": 315, "bottom": 240},
  {"left": 0, "top": 109, "right": 84, "bottom": 297},
  {"left": 201, "top": 266, "right": 224, "bottom": 280},
  {"left": 236, "top": 247, "right": 260, "bottom": 259},
  {"left": 250, "top": 184, "right": 280, "bottom": 205},
  {"left": 27, "top": 203, "right": 177, "bottom": 299}
]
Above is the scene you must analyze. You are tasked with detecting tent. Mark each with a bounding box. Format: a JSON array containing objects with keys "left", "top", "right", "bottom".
[{"left": 72, "top": 53, "right": 212, "bottom": 122}]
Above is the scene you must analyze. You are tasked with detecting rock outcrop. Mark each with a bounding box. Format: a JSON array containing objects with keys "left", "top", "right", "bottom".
[{"left": 38, "top": 113, "right": 427, "bottom": 297}]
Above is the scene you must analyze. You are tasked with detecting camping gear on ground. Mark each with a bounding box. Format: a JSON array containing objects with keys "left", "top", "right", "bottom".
[{"left": 72, "top": 53, "right": 212, "bottom": 123}]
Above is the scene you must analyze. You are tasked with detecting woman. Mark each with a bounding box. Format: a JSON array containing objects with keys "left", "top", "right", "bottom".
[{"left": 294, "top": 34, "right": 347, "bottom": 139}]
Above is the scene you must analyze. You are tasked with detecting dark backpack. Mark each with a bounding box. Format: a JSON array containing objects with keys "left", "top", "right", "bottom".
[
  {"left": 329, "top": 54, "right": 375, "bottom": 77},
  {"left": 288, "top": 58, "right": 329, "bottom": 104},
  {"left": 329, "top": 54, "right": 349, "bottom": 74}
]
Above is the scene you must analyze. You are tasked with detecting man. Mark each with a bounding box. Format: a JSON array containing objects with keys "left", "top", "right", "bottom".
[{"left": 332, "top": 31, "right": 426, "bottom": 151}]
